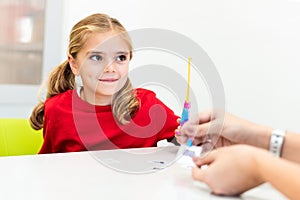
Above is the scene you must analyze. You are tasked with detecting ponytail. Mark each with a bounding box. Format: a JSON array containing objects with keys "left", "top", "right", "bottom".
[{"left": 29, "top": 60, "right": 75, "bottom": 130}]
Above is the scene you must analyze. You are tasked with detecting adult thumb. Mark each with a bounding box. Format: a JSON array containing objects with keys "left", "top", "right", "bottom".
[{"left": 192, "top": 167, "right": 206, "bottom": 182}]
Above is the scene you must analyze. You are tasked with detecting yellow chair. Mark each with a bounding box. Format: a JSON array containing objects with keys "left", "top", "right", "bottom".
[{"left": 0, "top": 118, "right": 43, "bottom": 156}]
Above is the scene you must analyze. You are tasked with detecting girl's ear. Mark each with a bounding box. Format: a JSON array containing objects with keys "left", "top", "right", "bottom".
[{"left": 68, "top": 54, "right": 80, "bottom": 76}]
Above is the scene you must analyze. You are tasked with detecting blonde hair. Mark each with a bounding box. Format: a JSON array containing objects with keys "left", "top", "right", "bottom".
[{"left": 30, "top": 13, "right": 139, "bottom": 130}]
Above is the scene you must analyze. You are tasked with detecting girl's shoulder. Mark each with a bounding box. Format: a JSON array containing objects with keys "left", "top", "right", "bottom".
[
  {"left": 45, "top": 90, "right": 73, "bottom": 108},
  {"left": 135, "top": 88, "right": 157, "bottom": 98},
  {"left": 135, "top": 88, "right": 162, "bottom": 106}
]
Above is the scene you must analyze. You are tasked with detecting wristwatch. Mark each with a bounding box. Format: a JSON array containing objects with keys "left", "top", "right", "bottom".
[{"left": 269, "top": 129, "right": 286, "bottom": 157}]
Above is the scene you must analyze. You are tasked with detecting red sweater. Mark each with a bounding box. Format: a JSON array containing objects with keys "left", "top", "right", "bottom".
[{"left": 39, "top": 88, "right": 179, "bottom": 153}]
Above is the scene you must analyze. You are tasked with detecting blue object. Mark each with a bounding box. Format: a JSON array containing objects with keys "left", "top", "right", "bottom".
[
  {"left": 180, "top": 101, "right": 190, "bottom": 125},
  {"left": 179, "top": 101, "right": 193, "bottom": 147},
  {"left": 187, "top": 138, "right": 193, "bottom": 147}
]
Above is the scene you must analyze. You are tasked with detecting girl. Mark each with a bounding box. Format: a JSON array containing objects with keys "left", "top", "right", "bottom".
[{"left": 30, "top": 13, "right": 179, "bottom": 153}]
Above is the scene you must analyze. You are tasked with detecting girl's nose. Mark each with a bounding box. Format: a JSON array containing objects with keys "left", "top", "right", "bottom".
[{"left": 103, "top": 59, "right": 116, "bottom": 72}]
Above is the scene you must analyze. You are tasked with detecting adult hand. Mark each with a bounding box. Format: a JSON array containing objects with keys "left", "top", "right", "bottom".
[
  {"left": 175, "top": 111, "right": 272, "bottom": 149},
  {"left": 192, "top": 145, "right": 266, "bottom": 196}
]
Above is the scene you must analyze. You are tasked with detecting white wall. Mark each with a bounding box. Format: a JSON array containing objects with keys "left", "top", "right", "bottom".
[
  {"left": 3, "top": 0, "right": 300, "bottom": 132},
  {"left": 58, "top": 0, "right": 300, "bottom": 131}
]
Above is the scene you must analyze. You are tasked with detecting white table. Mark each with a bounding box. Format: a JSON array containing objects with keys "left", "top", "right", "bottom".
[{"left": 0, "top": 146, "right": 287, "bottom": 200}]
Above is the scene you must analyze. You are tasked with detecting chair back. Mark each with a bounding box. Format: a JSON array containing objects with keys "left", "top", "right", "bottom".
[{"left": 0, "top": 118, "right": 43, "bottom": 156}]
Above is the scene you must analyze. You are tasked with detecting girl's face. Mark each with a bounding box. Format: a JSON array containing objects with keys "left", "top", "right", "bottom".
[{"left": 69, "top": 31, "right": 131, "bottom": 105}]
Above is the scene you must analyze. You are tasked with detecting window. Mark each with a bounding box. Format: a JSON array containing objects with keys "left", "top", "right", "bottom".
[
  {"left": 0, "top": 0, "right": 45, "bottom": 84},
  {"left": 0, "top": 0, "right": 63, "bottom": 118}
]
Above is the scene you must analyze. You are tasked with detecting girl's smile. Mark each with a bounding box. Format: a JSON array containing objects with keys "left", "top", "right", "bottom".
[
  {"left": 99, "top": 78, "right": 119, "bottom": 82},
  {"left": 69, "top": 31, "right": 131, "bottom": 105}
]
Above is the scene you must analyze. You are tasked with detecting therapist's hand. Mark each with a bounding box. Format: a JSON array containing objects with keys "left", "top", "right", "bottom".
[
  {"left": 192, "top": 145, "right": 266, "bottom": 196},
  {"left": 176, "top": 111, "right": 272, "bottom": 149}
]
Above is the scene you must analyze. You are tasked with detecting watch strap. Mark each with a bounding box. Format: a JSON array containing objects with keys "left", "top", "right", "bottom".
[{"left": 269, "top": 129, "right": 286, "bottom": 157}]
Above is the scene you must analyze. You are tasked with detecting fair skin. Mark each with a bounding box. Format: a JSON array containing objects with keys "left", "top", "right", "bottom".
[
  {"left": 176, "top": 111, "right": 300, "bottom": 198},
  {"left": 192, "top": 144, "right": 300, "bottom": 199},
  {"left": 177, "top": 111, "right": 300, "bottom": 163},
  {"left": 68, "top": 31, "right": 131, "bottom": 105}
]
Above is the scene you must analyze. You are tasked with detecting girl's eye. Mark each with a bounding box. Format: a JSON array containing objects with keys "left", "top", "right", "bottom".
[
  {"left": 90, "top": 55, "right": 102, "bottom": 61},
  {"left": 116, "top": 54, "right": 128, "bottom": 62}
]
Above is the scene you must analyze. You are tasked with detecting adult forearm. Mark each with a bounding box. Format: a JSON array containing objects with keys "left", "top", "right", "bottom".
[
  {"left": 243, "top": 123, "right": 272, "bottom": 149},
  {"left": 247, "top": 127, "right": 300, "bottom": 163},
  {"left": 257, "top": 153, "right": 300, "bottom": 199},
  {"left": 281, "top": 131, "right": 300, "bottom": 163}
]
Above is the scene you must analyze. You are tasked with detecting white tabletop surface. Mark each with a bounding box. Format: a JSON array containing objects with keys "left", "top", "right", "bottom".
[{"left": 0, "top": 146, "right": 287, "bottom": 200}]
